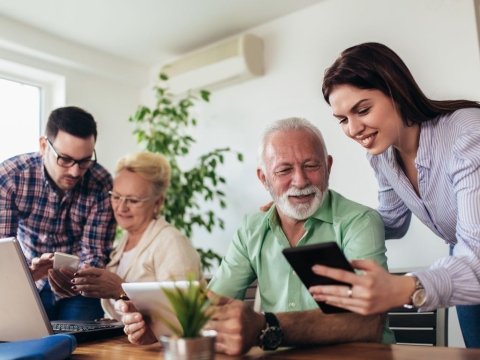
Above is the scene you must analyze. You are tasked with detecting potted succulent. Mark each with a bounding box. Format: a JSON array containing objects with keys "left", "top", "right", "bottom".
[{"left": 157, "top": 277, "right": 216, "bottom": 360}]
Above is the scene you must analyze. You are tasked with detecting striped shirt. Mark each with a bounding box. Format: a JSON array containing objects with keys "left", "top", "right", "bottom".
[
  {"left": 0, "top": 152, "right": 116, "bottom": 291},
  {"left": 367, "top": 108, "right": 480, "bottom": 311}
]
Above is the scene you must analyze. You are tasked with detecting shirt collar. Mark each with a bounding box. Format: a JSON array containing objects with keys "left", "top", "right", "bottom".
[
  {"left": 384, "top": 120, "right": 432, "bottom": 173},
  {"left": 305, "top": 189, "right": 333, "bottom": 226},
  {"left": 39, "top": 154, "right": 50, "bottom": 185}
]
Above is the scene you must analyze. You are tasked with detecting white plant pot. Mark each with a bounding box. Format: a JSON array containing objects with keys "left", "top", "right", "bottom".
[{"left": 160, "top": 330, "right": 217, "bottom": 360}]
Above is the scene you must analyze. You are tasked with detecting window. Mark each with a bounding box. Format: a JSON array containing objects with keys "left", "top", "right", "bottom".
[
  {"left": 0, "top": 58, "right": 65, "bottom": 163},
  {"left": 0, "top": 78, "right": 41, "bottom": 162}
]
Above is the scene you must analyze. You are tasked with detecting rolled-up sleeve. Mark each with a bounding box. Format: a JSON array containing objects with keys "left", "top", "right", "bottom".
[{"left": 207, "top": 216, "right": 256, "bottom": 299}]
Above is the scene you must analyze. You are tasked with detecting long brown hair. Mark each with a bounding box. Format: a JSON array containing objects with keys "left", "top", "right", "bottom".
[{"left": 322, "top": 42, "right": 480, "bottom": 125}]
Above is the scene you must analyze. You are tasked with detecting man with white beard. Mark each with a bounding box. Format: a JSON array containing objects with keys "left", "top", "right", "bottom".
[{"left": 118, "top": 117, "right": 394, "bottom": 354}]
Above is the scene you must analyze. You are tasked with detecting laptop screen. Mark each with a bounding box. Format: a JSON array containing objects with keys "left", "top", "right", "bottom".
[
  {"left": 0, "top": 237, "right": 126, "bottom": 343},
  {"left": 0, "top": 237, "right": 53, "bottom": 341}
]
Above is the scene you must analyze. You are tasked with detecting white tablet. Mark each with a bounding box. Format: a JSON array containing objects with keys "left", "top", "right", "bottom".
[{"left": 121, "top": 281, "right": 198, "bottom": 339}]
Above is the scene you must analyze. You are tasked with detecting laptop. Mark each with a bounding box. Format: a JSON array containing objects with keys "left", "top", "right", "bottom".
[{"left": 0, "top": 237, "right": 125, "bottom": 343}]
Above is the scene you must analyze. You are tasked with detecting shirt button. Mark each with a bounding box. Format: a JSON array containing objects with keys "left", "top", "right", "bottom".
[
  {"left": 290, "top": 302, "right": 296, "bottom": 308},
  {"left": 292, "top": 271, "right": 296, "bottom": 276}
]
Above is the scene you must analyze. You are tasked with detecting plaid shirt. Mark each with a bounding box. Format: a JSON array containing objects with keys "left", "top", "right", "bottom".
[{"left": 0, "top": 152, "right": 116, "bottom": 292}]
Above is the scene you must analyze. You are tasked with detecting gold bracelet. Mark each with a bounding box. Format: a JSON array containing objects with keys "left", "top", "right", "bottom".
[{"left": 118, "top": 292, "right": 129, "bottom": 301}]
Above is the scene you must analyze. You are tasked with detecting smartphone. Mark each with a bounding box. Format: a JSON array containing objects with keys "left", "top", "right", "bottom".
[
  {"left": 53, "top": 252, "right": 80, "bottom": 273},
  {"left": 282, "top": 242, "right": 354, "bottom": 314}
]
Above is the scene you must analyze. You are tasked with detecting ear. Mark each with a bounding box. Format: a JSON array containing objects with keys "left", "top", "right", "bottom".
[
  {"left": 39, "top": 136, "right": 47, "bottom": 155},
  {"left": 155, "top": 195, "right": 165, "bottom": 212},
  {"left": 327, "top": 155, "right": 333, "bottom": 175},
  {"left": 257, "top": 168, "right": 269, "bottom": 190}
]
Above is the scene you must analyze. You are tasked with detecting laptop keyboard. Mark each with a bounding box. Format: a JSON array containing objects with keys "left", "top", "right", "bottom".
[{"left": 52, "top": 323, "right": 120, "bottom": 332}]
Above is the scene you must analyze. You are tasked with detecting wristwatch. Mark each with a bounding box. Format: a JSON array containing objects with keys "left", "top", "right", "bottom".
[
  {"left": 259, "top": 312, "right": 283, "bottom": 351},
  {"left": 404, "top": 273, "right": 426, "bottom": 309}
]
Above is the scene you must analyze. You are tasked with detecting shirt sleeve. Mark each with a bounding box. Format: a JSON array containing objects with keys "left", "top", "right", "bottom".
[
  {"left": 207, "top": 216, "right": 257, "bottom": 299},
  {"left": 369, "top": 154, "right": 412, "bottom": 239},
  {"left": 340, "top": 207, "right": 389, "bottom": 271},
  {"left": 0, "top": 170, "right": 19, "bottom": 238},
  {"left": 415, "top": 126, "right": 480, "bottom": 310},
  {"left": 80, "top": 187, "right": 116, "bottom": 269}
]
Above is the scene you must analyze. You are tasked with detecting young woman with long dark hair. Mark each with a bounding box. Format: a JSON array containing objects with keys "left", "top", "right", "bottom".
[{"left": 310, "top": 42, "right": 480, "bottom": 348}]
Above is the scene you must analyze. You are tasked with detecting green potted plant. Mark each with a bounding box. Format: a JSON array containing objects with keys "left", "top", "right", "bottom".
[
  {"left": 157, "top": 277, "right": 216, "bottom": 360},
  {"left": 128, "top": 73, "right": 243, "bottom": 273}
]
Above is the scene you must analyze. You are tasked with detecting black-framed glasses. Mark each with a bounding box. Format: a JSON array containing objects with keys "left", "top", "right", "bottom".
[
  {"left": 45, "top": 136, "right": 97, "bottom": 169},
  {"left": 108, "top": 191, "right": 154, "bottom": 207}
]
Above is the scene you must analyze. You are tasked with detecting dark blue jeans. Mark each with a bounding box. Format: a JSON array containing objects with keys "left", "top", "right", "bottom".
[
  {"left": 450, "top": 244, "right": 480, "bottom": 348},
  {"left": 40, "top": 282, "right": 104, "bottom": 321}
]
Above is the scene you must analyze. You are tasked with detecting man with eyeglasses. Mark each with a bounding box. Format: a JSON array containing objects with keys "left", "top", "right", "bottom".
[{"left": 0, "top": 106, "right": 116, "bottom": 321}]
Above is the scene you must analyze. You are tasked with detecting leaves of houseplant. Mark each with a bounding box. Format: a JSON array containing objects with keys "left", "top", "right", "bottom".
[
  {"left": 128, "top": 74, "right": 243, "bottom": 272},
  {"left": 160, "top": 278, "right": 213, "bottom": 338}
]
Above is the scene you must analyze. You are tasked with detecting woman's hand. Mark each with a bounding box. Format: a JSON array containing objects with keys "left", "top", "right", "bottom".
[
  {"left": 308, "top": 259, "right": 416, "bottom": 315},
  {"left": 48, "top": 266, "right": 78, "bottom": 298},
  {"left": 259, "top": 201, "right": 274, "bottom": 212},
  {"left": 72, "top": 265, "right": 124, "bottom": 299},
  {"left": 115, "top": 300, "right": 157, "bottom": 345},
  {"left": 30, "top": 253, "right": 54, "bottom": 281}
]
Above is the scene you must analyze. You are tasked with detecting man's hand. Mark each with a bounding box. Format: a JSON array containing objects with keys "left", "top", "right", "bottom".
[
  {"left": 72, "top": 266, "right": 124, "bottom": 299},
  {"left": 115, "top": 300, "right": 157, "bottom": 345},
  {"left": 204, "top": 294, "right": 265, "bottom": 356},
  {"left": 30, "top": 253, "right": 54, "bottom": 281},
  {"left": 48, "top": 267, "right": 78, "bottom": 298}
]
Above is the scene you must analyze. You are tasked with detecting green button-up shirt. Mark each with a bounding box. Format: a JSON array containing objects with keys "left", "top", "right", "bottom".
[{"left": 208, "top": 189, "right": 395, "bottom": 344}]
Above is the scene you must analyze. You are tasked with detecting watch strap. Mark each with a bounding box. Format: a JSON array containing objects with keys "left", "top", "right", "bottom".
[
  {"left": 264, "top": 312, "right": 280, "bottom": 328},
  {"left": 404, "top": 273, "right": 424, "bottom": 309},
  {"left": 259, "top": 312, "right": 283, "bottom": 351}
]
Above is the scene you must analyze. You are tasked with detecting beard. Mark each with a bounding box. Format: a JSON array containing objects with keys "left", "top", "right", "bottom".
[{"left": 267, "top": 182, "right": 327, "bottom": 221}]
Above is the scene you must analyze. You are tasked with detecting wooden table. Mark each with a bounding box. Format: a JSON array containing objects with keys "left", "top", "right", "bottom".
[{"left": 73, "top": 336, "right": 480, "bottom": 360}]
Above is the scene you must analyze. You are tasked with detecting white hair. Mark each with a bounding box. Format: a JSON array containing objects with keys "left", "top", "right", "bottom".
[{"left": 257, "top": 117, "right": 328, "bottom": 171}]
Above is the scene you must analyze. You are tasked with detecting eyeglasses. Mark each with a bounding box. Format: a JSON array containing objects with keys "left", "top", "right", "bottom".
[
  {"left": 45, "top": 137, "right": 97, "bottom": 169},
  {"left": 109, "top": 191, "right": 155, "bottom": 207}
]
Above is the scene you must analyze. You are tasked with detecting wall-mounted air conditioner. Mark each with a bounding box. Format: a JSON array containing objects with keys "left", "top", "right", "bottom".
[{"left": 161, "top": 33, "right": 264, "bottom": 95}]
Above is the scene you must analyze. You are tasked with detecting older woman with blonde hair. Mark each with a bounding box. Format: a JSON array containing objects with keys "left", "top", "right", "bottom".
[{"left": 71, "top": 152, "right": 202, "bottom": 320}]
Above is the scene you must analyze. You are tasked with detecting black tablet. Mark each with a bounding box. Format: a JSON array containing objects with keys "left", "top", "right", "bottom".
[{"left": 282, "top": 241, "right": 354, "bottom": 314}]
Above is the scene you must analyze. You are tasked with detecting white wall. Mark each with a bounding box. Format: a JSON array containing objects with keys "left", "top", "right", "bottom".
[
  {"left": 62, "top": 71, "right": 141, "bottom": 172},
  {"left": 0, "top": 14, "right": 146, "bottom": 173},
  {"left": 144, "top": 0, "right": 480, "bottom": 347}
]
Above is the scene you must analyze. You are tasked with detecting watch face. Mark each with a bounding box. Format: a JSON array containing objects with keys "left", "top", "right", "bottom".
[
  {"left": 262, "top": 326, "right": 283, "bottom": 350},
  {"left": 412, "top": 289, "right": 427, "bottom": 307}
]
